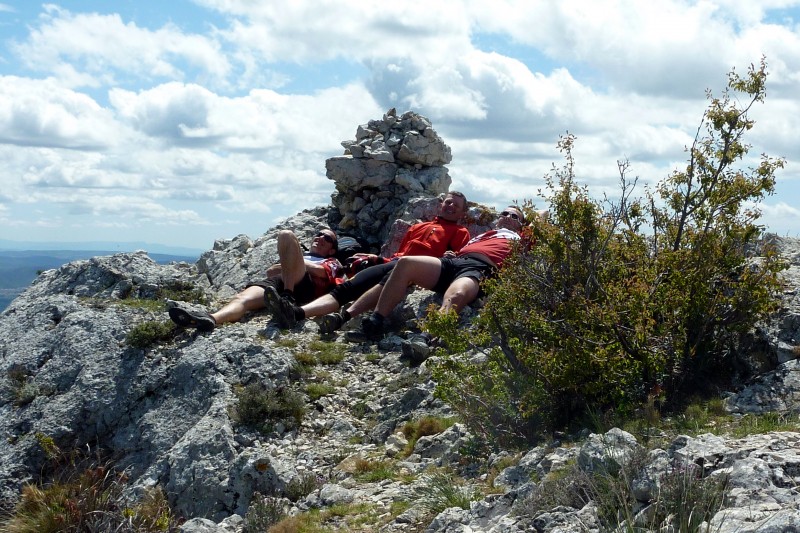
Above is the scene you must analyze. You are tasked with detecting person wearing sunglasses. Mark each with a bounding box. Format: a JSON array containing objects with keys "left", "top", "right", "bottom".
[
  {"left": 266, "top": 192, "right": 471, "bottom": 330},
  {"left": 356, "top": 206, "right": 528, "bottom": 344},
  {"left": 168, "top": 228, "right": 342, "bottom": 332}
]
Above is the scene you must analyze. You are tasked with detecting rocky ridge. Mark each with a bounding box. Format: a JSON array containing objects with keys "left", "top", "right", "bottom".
[{"left": 0, "top": 112, "right": 798, "bottom": 532}]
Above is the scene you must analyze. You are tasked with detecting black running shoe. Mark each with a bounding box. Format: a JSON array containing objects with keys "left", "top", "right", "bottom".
[
  {"left": 319, "top": 312, "right": 345, "bottom": 335},
  {"left": 360, "top": 313, "right": 386, "bottom": 340},
  {"left": 264, "top": 286, "right": 299, "bottom": 328},
  {"left": 168, "top": 306, "right": 216, "bottom": 332}
]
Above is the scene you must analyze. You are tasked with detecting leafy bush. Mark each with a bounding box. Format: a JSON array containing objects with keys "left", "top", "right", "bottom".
[
  {"left": 231, "top": 383, "right": 306, "bottom": 433},
  {"left": 126, "top": 321, "right": 176, "bottom": 349},
  {"left": 431, "top": 60, "right": 785, "bottom": 444}
]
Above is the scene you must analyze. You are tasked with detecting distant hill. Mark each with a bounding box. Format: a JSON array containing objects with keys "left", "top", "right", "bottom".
[{"left": 0, "top": 250, "right": 199, "bottom": 312}]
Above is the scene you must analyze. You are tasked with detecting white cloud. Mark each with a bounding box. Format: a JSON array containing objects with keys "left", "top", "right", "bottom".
[
  {"left": 110, "top": 80, "right": 382, "bottom": 151},
  {"left": 0, "top": 76, "right": 120, "bottom": 149},
  {"left": 12, "top": 5, "right": 230, "bottom": 88}
]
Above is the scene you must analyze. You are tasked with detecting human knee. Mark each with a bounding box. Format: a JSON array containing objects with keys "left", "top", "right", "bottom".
[{"left": 277, "top": 229, "right": 297, "bottom": 245}]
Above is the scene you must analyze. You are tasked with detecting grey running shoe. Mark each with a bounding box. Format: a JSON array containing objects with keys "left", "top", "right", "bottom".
[
  {"left": 264, "top": 286, "right": 298, "bottom": 328},
  {"left": 401, "top": 333, "right": 433, "bottom": 365},
  {"left": 168, "top": 306, "right": 215, "bottom": 332},
  {"left": 319, "top": 312, "right": 345, "bottom": 335}
]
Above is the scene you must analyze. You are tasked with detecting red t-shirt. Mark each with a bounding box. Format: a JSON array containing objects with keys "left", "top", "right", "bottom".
[
  {"left": 393, "top": 217, "right": 470, "bottom": 258},
  {"left": 457, "top": 228, "right": 520, "bottom": 268}
]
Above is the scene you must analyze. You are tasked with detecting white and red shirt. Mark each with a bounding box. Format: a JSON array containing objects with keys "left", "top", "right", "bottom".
[{"left": 457, "top": 228, "right": 520, "bottom": 268}]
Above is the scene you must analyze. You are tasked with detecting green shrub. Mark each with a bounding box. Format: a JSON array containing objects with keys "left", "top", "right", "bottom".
[
  {"left": 126, "top": 321, "right": 175, "bottom": 349},
  {"left": 431, "top": 60, "right": 785, "bottom": 445},
  {"left": 232, "top": 383, "right": 306, "bottom": 433}
]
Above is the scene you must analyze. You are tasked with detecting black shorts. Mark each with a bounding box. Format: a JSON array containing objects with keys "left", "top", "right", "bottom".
[
  {"left": 246, "top": 273, "right": 317, "bottom": 305},
  {"left": 432, "top": 256, "right": 496, "bottom": 294}
]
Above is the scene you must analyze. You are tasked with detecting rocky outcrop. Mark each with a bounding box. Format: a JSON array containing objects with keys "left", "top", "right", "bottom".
[{"left": 0, "top": 110, "right": 798, "bottom": 532}]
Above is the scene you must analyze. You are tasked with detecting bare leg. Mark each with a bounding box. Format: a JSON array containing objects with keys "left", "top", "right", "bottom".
[
  {"left": 374, "top": 256, "right": 443, "bottom": 317},
  {"left": 300, "top": 293, "right": 340, "bottom": 318},
  {"left": 210, "top": 285, "right": 267, "bottom": 325},
  {"left": 344, "top": 284, "right": 382, "bottom": 318},
  {"left": 440, "top": 277, "right": 480, "bottom": 314},
  {"left": 276, "top": 230, "right": 306, "bottom": 291}
]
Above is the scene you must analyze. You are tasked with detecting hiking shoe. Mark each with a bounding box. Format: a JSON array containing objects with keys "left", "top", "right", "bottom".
[
  {"left": 360, "top": 313, "right": 386, "bottom": 341},
  {"left": 401, "top": 333, "right": 433, "bottom": 365},
  {"left": 168, "top": 306, "right": 215, "bottom": 332},
  {"left": 343, "top": 330, "right": 369, "bottom": 343},
  {"left": 264, "top": 286, "right": 299, "bottom": 328},
  {"left": 319, "top": 312, "right": 345, "bottom": 335}
]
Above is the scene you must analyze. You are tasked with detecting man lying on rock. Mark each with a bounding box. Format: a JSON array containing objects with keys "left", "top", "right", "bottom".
[
  {"left": 266, "top": 191, "right": 471, "bottom": 332},
  {"left": 168, "top": 228, "right": 342, "bottom": 332},
  {"left": 357, "top": 205, "right": 529, "bottom": 361}
]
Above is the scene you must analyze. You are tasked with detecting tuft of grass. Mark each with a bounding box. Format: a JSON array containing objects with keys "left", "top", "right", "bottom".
[
  {"left": 114, "top": 298, "right": 166, "bottom": 313},
  {"left": 267, "top": 502, "right": 379, "bottom": 533},
  {"left": 518, "top": 448, "right": 728, "bottom": 533},
  {"left": 415, "top": 471, "right": 479, "bottom": 514},
  {"left": 401, "top": 416, "right": 456, "bottom": 457},
  {"left": 4, "top": 463, "right": 179, "bottom": 533},
  {"left": 353, "top": 458, "right": 397, "bottom": 483},
  {"left": 231, "top": 383, "right": 306, "bottom": 434},
  {"left": 310, "top": 340, "right": 347, "bottom": 365},
  {"left": 305, "top": 382, "right": 336, "bottom": 401},
  {"left": 729, "top": 411, "right": 800, "bottom": 437},
  {"left": 275, "top": 338, "right": 299, "bottom": 349},
  {"left": 126, "top": 321, "right": 175, "bottom": 349},
  {"left": 5, "top": 365, "right": 39, "bottom": 407}
]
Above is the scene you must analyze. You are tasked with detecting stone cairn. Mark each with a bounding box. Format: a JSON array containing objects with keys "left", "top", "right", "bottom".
[{"left": 326, "top": 108, "right": 453, "bottom": 246}]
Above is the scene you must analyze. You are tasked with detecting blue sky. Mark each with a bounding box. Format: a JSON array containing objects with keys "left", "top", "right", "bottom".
[{"left": 1, "top": 1, "right": 799, "bottom": 252}]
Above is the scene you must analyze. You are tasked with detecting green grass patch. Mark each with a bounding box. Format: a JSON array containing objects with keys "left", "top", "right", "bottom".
[
  {"left": 231, "top": 383, "right": 306, "bottom": 434},
  {"left": 306, "top": 383, "right": 336, "bottom": 401},
  {"left": 126, "top": 321, "right": 175, "bottom": 349},
  {"left": 353, "top": 458, "right": 396, "bottom": 483}
]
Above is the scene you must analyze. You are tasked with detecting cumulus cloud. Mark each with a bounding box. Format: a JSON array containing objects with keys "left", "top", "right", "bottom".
[
  {"left": 11, "top": 5, "right": 230, "bottom": 88},
  {"left": 0, "top": 76, "right": 120, "bottom": 149},
  {"left": 110, "top": 80, "right": 382, "bottom": 151}
]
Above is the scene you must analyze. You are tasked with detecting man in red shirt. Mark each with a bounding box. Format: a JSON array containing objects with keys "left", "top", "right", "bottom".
[
  {"left": 359, "top": 205, "right": 526, "bottom": 341},
  {"left": 267, "top": 192, "right": 470, "bottom": 330}
]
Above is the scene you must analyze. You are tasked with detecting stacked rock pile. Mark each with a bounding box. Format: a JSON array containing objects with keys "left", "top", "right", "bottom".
[{"left": 326, "top": 108, "right": 453, "bottom": 244}]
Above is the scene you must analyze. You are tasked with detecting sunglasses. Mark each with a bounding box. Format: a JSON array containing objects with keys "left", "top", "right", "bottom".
[
  {"left": 316, "top": 232, "right": 336, "bottom": 245},
  {"left": 500, "top": 211, "right": 523, "bottom": 222}
]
